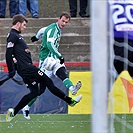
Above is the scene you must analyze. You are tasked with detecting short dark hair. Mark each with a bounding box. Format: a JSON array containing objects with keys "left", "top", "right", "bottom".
[
  {"left": 12, "top": 14, "right": 28, "bottom": 25},
  {"left": 60, "top": 12, "right": 71, "bottom": 20}
]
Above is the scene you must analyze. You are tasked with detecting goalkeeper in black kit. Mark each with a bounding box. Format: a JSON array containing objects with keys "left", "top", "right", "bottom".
[
  {"left": 109, "top": 1, "right": 133, "bottom": 79},
  {"left": 5, "top": 14, "right": 82, "bottom": 122}
]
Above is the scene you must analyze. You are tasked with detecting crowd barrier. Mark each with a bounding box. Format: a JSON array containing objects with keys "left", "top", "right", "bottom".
[{"left": 0, "top": 62, "right": 91, "bottom": 72}]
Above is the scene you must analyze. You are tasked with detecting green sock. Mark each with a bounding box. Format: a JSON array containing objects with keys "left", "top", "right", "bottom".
[
  {"left": 63, "top": 78, "right": 73, "bottom": 89},
  {"left": 28, "top": 97, "right": 38, "bottom": 107}
]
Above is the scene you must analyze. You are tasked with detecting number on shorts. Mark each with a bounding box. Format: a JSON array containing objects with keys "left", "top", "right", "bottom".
[{"left": 38, "top": 70, "right": 44, "bottom": 76}]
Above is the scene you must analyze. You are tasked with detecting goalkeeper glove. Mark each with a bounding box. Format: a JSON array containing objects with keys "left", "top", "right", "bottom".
[{"left": 31, "top": 36, "right": 39, "bottom": 42}]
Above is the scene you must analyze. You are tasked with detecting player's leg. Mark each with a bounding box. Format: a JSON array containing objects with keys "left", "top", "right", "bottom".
[
  {"left": 56, "top": 66, "right": 82, "bottom": 95},
  {"left": 22, "top": 60, "right": 49, "bottom": 120},
  {"left": 41, "top": 57, "right": 82, "bottom": 95},
  {"left": 6, "top": 83, "right": 40, "bottom": 122},
  {"left": 22, "top": 97, "right": 37, "bottom": 120},
  {"left": 39, "top": 75, "right": 82, "bottom": 106},
  {"left": 7, "top": 66, "right": 46, "bottom": 121},
  {"left": 22, "top": 81, "right": 47, "bottom": 120},
  {"left": 22, "top": 59, "right": 47, "bottom": 120}
]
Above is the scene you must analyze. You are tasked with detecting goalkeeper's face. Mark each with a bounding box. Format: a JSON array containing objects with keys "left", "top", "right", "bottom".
[{"left": 58, "top": 16, "right": 70, "bottom": 29}]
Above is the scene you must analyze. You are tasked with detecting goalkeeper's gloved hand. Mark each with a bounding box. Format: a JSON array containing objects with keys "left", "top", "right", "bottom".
[
  {"left": 8, "top": 70, "right": 16, "bottom": 78},
  {"left": 59, "top": 56, "right": 64, "bottom": 64},
  {"left": 31, "top": 36, "right": 39, "bottom": 42}
]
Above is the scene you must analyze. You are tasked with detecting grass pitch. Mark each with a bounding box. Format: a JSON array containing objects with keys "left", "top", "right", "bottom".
[
  {"left": 1, "top": 114, "right": 133, "bottom": 133},
  {"left": 0, "top": 114, "right": 90, "bottom": 133}
]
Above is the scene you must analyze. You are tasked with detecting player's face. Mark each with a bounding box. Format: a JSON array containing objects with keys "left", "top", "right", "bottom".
[
  {"left": 18, "top": 21, "right": 27, "bottom": 33},
  {"left": 58, "top": 16, "right": 70, "bottom": 29}
]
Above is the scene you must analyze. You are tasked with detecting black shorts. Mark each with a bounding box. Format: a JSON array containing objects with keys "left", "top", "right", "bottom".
[
  {"left": 17, "top": 64, "right": 55, "bottom": 95},
  {"left": 17, "top": 64, "right": 42, "bottom": 84}
]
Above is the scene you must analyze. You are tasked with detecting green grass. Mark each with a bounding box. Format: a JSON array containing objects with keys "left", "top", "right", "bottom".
[
  {"left": 1, "top": 114, "right": 133, "bottom": 133},
  {"left": 110, "top": 114, "right": 133, "bottom": 133},
  {"left": 0, "top": 114, "right": 90, "bottom": 133}
]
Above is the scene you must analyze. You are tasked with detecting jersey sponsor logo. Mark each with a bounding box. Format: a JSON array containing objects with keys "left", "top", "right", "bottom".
[
  {"left": 115, "top": 24, "right": 133, "bottom": 31},
  {"left": 7, "top": 42, "right": 14, "bottom": 48},
  {"left": 110, "top": 1, "right": 133, "bottom": 31}
]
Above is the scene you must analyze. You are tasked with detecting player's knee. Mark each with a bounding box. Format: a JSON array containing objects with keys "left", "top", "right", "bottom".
[{"left": 56, "top": 67, "right": 68, "bottom": 81}]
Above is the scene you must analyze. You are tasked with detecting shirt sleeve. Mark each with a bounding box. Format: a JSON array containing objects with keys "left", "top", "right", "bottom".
[
  {"left": 36, "top": 27, "right": 47, "bottom": 39},
  {"left": 6, "top": 33, "right": 16, "bottom": 72}
]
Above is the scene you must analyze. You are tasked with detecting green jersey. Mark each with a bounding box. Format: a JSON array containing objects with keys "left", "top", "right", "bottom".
[{"left": 39, "top": 23, "right": 62, "bottom": 61}]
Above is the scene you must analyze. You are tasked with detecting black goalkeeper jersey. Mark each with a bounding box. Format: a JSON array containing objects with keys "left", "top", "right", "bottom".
[{"left": 6, "top": 29, "right": 32, "bottom": 72}]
